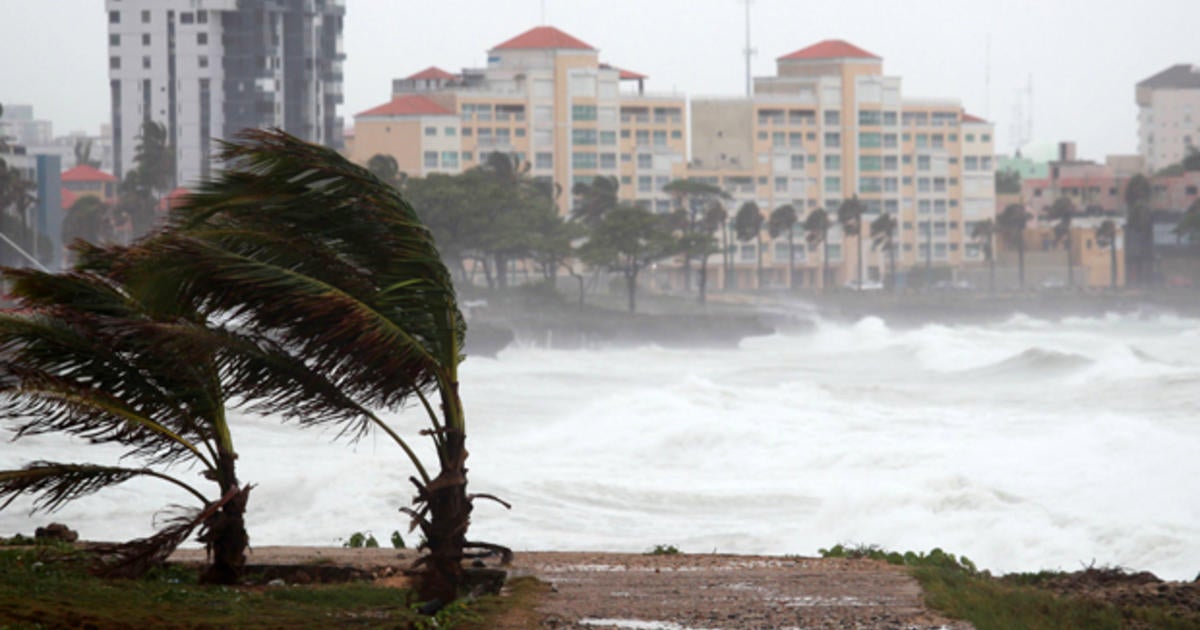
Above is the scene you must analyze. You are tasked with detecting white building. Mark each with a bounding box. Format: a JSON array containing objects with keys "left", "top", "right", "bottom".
[
  {"left": 1136, "top": 64, "right": 1200, "bottom": 173},
  {"left": 106, "top": 0, "right": 345, "bottom": 186}
]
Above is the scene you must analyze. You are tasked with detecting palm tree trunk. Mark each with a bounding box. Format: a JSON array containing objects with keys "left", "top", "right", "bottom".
[
  {"left": 1110, "top": 241, "right": 1118, "bottom": 289},
  {"left": 1018, "top": 242, "right": 1026, "bottom": 290},
  {"left": 418, "top": 427, "right": 470, "bottom": 604},
  {"left": 788, "top": 232, "right": 796, "bottom": 290},
  {"left": 755, "top": 233, "right": 763, "bottom": 289},
  {"left": 857, "top": 225, "right": 864, "bottom": 290},
  {"left": 626, "top": 263, "right": 638, "bottom": 313},
  {"left": 199, "top": 452, "right": 248, "bottom": 585},
  {"left": 698, "top": 255, "right": 708, "bottom": 304},
  {"left": 1065, "top": 234, "right": 1073, "bottom": 288},
  {"left": 822, "top": 236, "right": 830, "bottom": 292}
]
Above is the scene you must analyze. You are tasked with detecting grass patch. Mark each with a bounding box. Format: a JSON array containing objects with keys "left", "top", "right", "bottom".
[
  {"left": 820, "top": 544, "right": 1199, "bottom": 630},
  {"left": 455, "top": 576, "right": 551, "bottom": 629},
  {"left": 0, "top": 546, "right": 423, "bottom": 629}
]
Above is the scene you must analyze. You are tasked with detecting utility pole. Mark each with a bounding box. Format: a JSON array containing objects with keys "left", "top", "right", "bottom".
[{"left": 742, "top": 0, "right": 756, "bottom": 97}]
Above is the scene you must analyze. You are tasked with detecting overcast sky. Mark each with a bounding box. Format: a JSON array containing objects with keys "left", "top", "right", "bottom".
[{"left": 2, "top": 0, "right": 1197, "bottom": 161}]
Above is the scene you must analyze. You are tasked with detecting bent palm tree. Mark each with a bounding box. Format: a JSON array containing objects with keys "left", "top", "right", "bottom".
[
  {"left": 1096, "top": 219, "right": 1120, "bottom": 289},
  {"left": 1045, "top": 197, "right": 1076, "bottom": 287},
  {"left": 997, "top": 203, "right": 1030, "bottom": 290},
  {"left": 838, "top": 197, "right": 865, "bottom": 289},
  {"left": 970, "top": 219, "right": 996, "bottom": 293},
  {"left": 768, "top": 205, "right": 799, "bottom": 289},
  {"left": 734, "top": 202, "right": 764, "bottom": 288},
  {"left": 869, "top": 213, "right": 897, "bottom": 290},
  {"left": 0, "top": 266, "right": 248, "bottom": 584},
  {"left": 113, "top": 130, "right": 501, "bottom": 603},
  {"left": 804, "top": 209, "right": 832, "bottom": 291}
]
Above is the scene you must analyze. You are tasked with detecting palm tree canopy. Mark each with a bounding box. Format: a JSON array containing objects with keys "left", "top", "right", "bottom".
[
  {"left": 869, "top": 213, "right": 897, "bottom": 251},
  {"left": 803, "top": 209, "right": 830, "bottom": 247},
  {"left": 768, "top": 205, "right": 798, "bottom": 240},
  {"left": 1045, "top": 197, "right": 1076, "bottom": 244},
  {"left": 702, "top": 202, "right": 727, "bottom": 232},
  {"left": 94, "top": 129, "right": 465, "bottom": 413},
  {"left": 570, "top": 176, "right": 619, "bottom": 226},
  {"left": 997, "top": 203, "right": 1030, "bottom": 247},
  {"left": 734, "top": 202, "right": 763, "bottom": 242}
]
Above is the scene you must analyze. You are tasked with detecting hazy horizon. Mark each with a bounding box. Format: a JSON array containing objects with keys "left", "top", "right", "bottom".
[{"left": 2, "top": 0, "right": 1199, "bottom": 162}]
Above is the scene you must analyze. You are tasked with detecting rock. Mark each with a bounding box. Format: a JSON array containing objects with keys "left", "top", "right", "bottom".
[
  {"left": 267, "top": 578, "right": 286, "bottom": 587},
  {"left": 34, "top": 523, "right": 78, "bottom": 543}
]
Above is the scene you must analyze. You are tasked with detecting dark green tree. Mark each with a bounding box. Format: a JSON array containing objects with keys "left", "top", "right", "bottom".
[
  {"left": 838, "top": 196, "right": 865, "bottom": 289},
  {"left": 995, "top": 169, "right": 1022, "bottom": 194},
  {"left": 697, "top": 202, "right": 726, "bottom": 302},
  {"left": 803, "top": 208, "right": 832, "bottom": 291},
  {"left": 1124, "top": 174, "right": 1154, "bottom": 286},
  {"left": 997, "top": 203, "right": 1030, "bottom": 290},
  {"left": 366, "top": 153, "right": 405, "bottom": 189},
  {"left": 869, "top": 212, "right": 897, "bottom": 290},
  {"left": 571, "top": 175, "right": 619, "bottom": 227},
  {"left": 61, "top": 196, "right": 115, "bottom": 256},
  {"left": 662, "top": 179, "right": 728, "bottom": 292},
  {"left": 1096, "top": 219, "right": 1120, "bottom": 289},
  {"left": 1045, "top": 197, "right": 1076, "bottom": 287},
  {"left": 734, "top": 201, "right": 764, "bottom": 289},
  {"left": 768, "top": 205, "right": 799, "bottom": 289},
  {"left": 581, "top": 204, "right": 674, "bottom": 313}
]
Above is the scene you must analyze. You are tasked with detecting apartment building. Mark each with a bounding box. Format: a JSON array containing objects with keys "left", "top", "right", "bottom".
[
  {"left": 349, "top": 26, "right": 688, "bottom": 215},
  {"left": 690, "top": 40, "right": 996, "bottom": 288},
  {"left": 1137, "top": 65, "right": 1200, "bottom": 173},
  {"left": 106, "top": 0, "right": 345, "bottom": 186}
]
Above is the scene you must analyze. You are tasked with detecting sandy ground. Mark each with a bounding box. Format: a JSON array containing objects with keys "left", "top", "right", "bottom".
[{"left": 170, "top": 546, "right": 971, "bottom": 629}]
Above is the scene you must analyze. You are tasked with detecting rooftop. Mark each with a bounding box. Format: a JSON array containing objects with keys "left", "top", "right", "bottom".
[
  {"left": 356, "top": 95, "right": 454, "bottom": 118},
  {"left": 1138, "top": 64, "right": 1200, "bottom": 90},
  {"left": 962, "top": 112, "right": 988, "bottom": 124},
  {"left": 778, "top": 39, "right": 880, "bottom": 62},
  {"left": 491, "top": 26, "right": 594, "bottom": 51},
  {"left": 406, "top": 66, "right": 457, "bottom": 81},
  {"left": 61, "top": 164, "right": 117, "bottom": 183}
]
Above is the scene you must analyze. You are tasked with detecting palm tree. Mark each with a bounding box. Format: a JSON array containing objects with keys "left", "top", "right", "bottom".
[
  {"left": 1173, "top": 197, "right": 1200, "bottom": 244},
  {"left": 734, "top": 201, "right": 764, "bottom": 289},
  {"left": 997, "top": 203, "right": 1030, "bottom": 290},
  {"left": 0, "top": 265, "right": 249, "bottom": 584},
  {"left": 366, "top": 153, "right": 405, "bottom": 189},
  {"left": 570, "top": 175, "right": 619, "bottom": 227},
  {"left": 698, "top": 202, "right": 727, "bottom": 302},
  {"left": 1124, "top": 174, "right": 1153, "bottom": 285},
  {"left": 837, "top": 196, "right": 865, "bottom": 289},
  {"left": 1096, "top": 219, "right": 1120, "bottom": 289},
  {"left": 1045, "top": 197, "right": 1076, "bottom": 287},
  {"left": 768, "top": 205, "right": 799, "bottom": 289},
  {"left": 803, "top": 208, "right": 832, "bottom": 291},
  {"left": 662, "top": 179, "right": 727, "bottom": 292},
  {"left": 970, "top": 219, "right": 996, "bottom": 294},
  {"left": 869, "top": 213, "right": 897, "bottom": 290}
]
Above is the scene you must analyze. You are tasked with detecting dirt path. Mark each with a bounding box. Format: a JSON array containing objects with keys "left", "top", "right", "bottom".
[{"left": 170, "top": 547, "right": 971, "bottom": 629}]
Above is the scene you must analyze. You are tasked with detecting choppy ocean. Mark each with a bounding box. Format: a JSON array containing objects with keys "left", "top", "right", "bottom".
[{"left": 3, "top": 312, "right": 1198, "bottom": 579}]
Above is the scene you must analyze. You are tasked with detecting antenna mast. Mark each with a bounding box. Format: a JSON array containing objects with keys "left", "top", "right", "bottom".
[
  {"left": 1010, "top": 74, "right": 1034, "bottom": 154},
  {"left": 743, "top": 0, "right": 756, "bottom": 97}
]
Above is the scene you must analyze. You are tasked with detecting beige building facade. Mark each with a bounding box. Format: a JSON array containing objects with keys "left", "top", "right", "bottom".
[{"left": 1137, "top": 65, "right": 1200, "bottom": 173}]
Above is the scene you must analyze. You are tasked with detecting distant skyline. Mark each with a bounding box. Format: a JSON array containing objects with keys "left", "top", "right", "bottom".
[{"left": 2, "top": 0, "right": 1198, "bottom": 161}]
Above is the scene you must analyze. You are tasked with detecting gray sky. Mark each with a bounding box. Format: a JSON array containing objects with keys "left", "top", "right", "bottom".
[{"left": 2, "top": 0, "right": 1197, "bottom": 161}]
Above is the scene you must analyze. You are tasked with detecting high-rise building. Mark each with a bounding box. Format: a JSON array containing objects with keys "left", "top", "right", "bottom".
[
  {"left": 1137, "top": 65, "right": 1200, "bottom": 173},
  {"left": 349, "top": 26, "right": 688, "bottom": 215},
  {"left": 691, "top": 40, "right": 996, "bottom": 288},
  {"left": 106, "top": 0, "right": 345, "bottom": 186}
]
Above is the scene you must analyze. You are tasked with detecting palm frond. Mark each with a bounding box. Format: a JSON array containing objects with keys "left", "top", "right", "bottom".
[
  {"left": 91, "top": 504, "right": 203, "bottom": 579},
  {"left": 0, "top": 462, "right": 204, "bottom": 513}
]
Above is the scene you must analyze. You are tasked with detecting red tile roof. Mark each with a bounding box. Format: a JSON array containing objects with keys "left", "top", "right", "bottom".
[
  {"left": 962, "top": 112, "right": 988, "bottom": 124},
  {"left": 61, "top": 164, "right": 117, "bottom": 183},
  {"left": 778, "top": 39, "right": 880, "bottom": 61},
  {"left": 60, "top": 188, "right": 79, "bottom": 209},
  {"left": 355, "top": 95, "right": 454, "bottom": 118},
  {"left": 492, "top": 26, "right": 594, "bottom": 51},
  {"left": 158, "top": 187, "right": 190, "bottom": 212},
  {"left": 601, "top": 63, "right": 647, "bottom": 80},
  {"left": 406, "top": 66, "right": 457, "bottom": 81}
]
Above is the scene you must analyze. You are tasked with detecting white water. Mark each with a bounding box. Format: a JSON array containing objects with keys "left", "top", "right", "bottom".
[{"left": 2, "top": 313, "right": 1199, "bottom": 579}]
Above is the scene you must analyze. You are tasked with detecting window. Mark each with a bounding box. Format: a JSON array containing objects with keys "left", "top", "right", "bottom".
[
  {"left": 424, "top": 152, "right": 438, "bottom": 168},
  {"left": 934, "top": 200, "right": 947, "bottom": 214},
  {"left": 859, "top": 132, "right": 881, "bottom": 148},
  {"left": 883, "top": 111, "right": 898, "bottom": 126},
  {"left": 775, "top": 177, "right": 788, "bottom": 193},
  {"left": 109, "top": 10, "right": 120, "bottom": 23},
  {"left": 963, "top": 156, "right": 978, "bottom": 170},
  {"left": 788, "top": 132, "right": 803, "bottom": 147},
  {"left": 637, "top": 154, "right": 652, "bottom": 169},
  {"left": 918, "top": 178, "right": 931, "bottom": 193},
  {"left": 824, "top": 132, "right": 841, "bottom": 148},
  {"left": 425, "top": 126, "right": 437, "bottom": 136},
  {"left": 757, "top": 131, "right": 768, "bottom": 140},
  {"left": 949, "top": 134, "right": 958, "bottom": 142},
  {"left": 917, "top": 155, "right": 931, "bottom": 171},
  {"left": 919, "top": 200, "right": 931, "bottom": 214},
  {"left": 934, "top": 177, "right": 947, "bottom": 192},
  {"left": 638, "top": 176, "right": 652, "bottom": 192},
  {"left": 197, "top": 10, "right": 207, "bottom": 23},
  {"left": 620, "top": 129, "right": 630, "bottom": 138},
  {"left": 883, "top": 177, "right": 899, "bottom": 193},
  {"left": 981, "top": 156, "right": 993, "bottom": 169},
  {"left": 197, "top": 32, "right": 208, "bottom": 45},
  {"left": 600, "top": 153, "right": 617, "bottom": 169},
  {"left": 462, "top": 127, "right": 472, "bottom": 137},
  {"left": 859, "top": 155, "right": 882, "bottom": 171},
  {"left": 181, "top": 12, "right": 194, "bottom": 24},
  {"left": 916, "top": 134, "right": 928, "bottom": 148},
  {"left": 444, "top": 127, "right": 456, "bottom": 136},
  {"left": 740, "top": 244, "right": 756, "bottom": 262},
  {"left": 824, "top": 155, "right": 841, "bottom": 169},
  {"left": 982, "top": 134, "right": 992, "bottom": 142},
  {"left": 600, "top": 130, "right": 617, "bottom": 145},
  {"left": 109, "top": 34, "right": 119, "bottom": 46},
  {"left": 824, "top": 110, "right": 841, "bottom": 126},
  {"left": 109, "top": 56, "right": 120, "bottom": 69},
  {"left": 142, "top": 56, "right": 151, "bottom": 69},
  {"left": 965, "top": 134, "right": 975, "bottom": 142},
  {"left": 883, "top": 156, "right": 898, "bottom": 170},
  {"left": 773, "top": 132, "right": 786, "bottom": 147},
  {"left": 573, "top": 152, "right": 597, "bottom": 169},
  {"left": 462, "top": 152, "right": 473, "bottom": 162},
  {"left": 572, "top": 128, "right": 597, "bottom": 145},
  {"left": 142, "top": 33, "right": 151, "bottom": 46},
  {"left": 671, "top": 130, "right": 683, "bottom": 140},
  {"left": 141, "top": 9, "right": 150, "bottom": 23},
  {"left": 824, "top": 176, "right": 841, "bottom": 192},
  {"left": 883, "top": 133, "right": 898, "bottom": 149},
  {"left": 572, "top": 105, "right": 597, "bottom": 121},
  {"left": 931, "top": 134, "right": 944, "bottom": 149},
  {"left": 441, "top": 152, "right": 459, "bottom": 168},
  {"left": 859, "top": 177, "right": 882, "bottom": 193},
  {"left": 598, "top": 106, "right": 618, "bottom": 123},
  {"left": 621, "top": 176, "right": 632, "bottom": 185},
  {"left": 791, "top": 155, "right": 805, "bottom": 170},
  {"left": 635, "top": 130, "right": 649, "bottom": 144},
  {"left": 535, "top": 152, "right": 553, "bottom": 169},
  {"left": 653, "top": 130, "right": 667, "bottom": 146},
  {"left": 859, "top": 110, "right": 882, "bottom": 126},
  {"left": 198, "top": 55, "right": 208, "bottom": 69},
  {"left": 806, "top": 132, "right": 816, "bottom": 141},
  {"left": 496, "top": 128, "right": 511, "bottom": 142}
]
